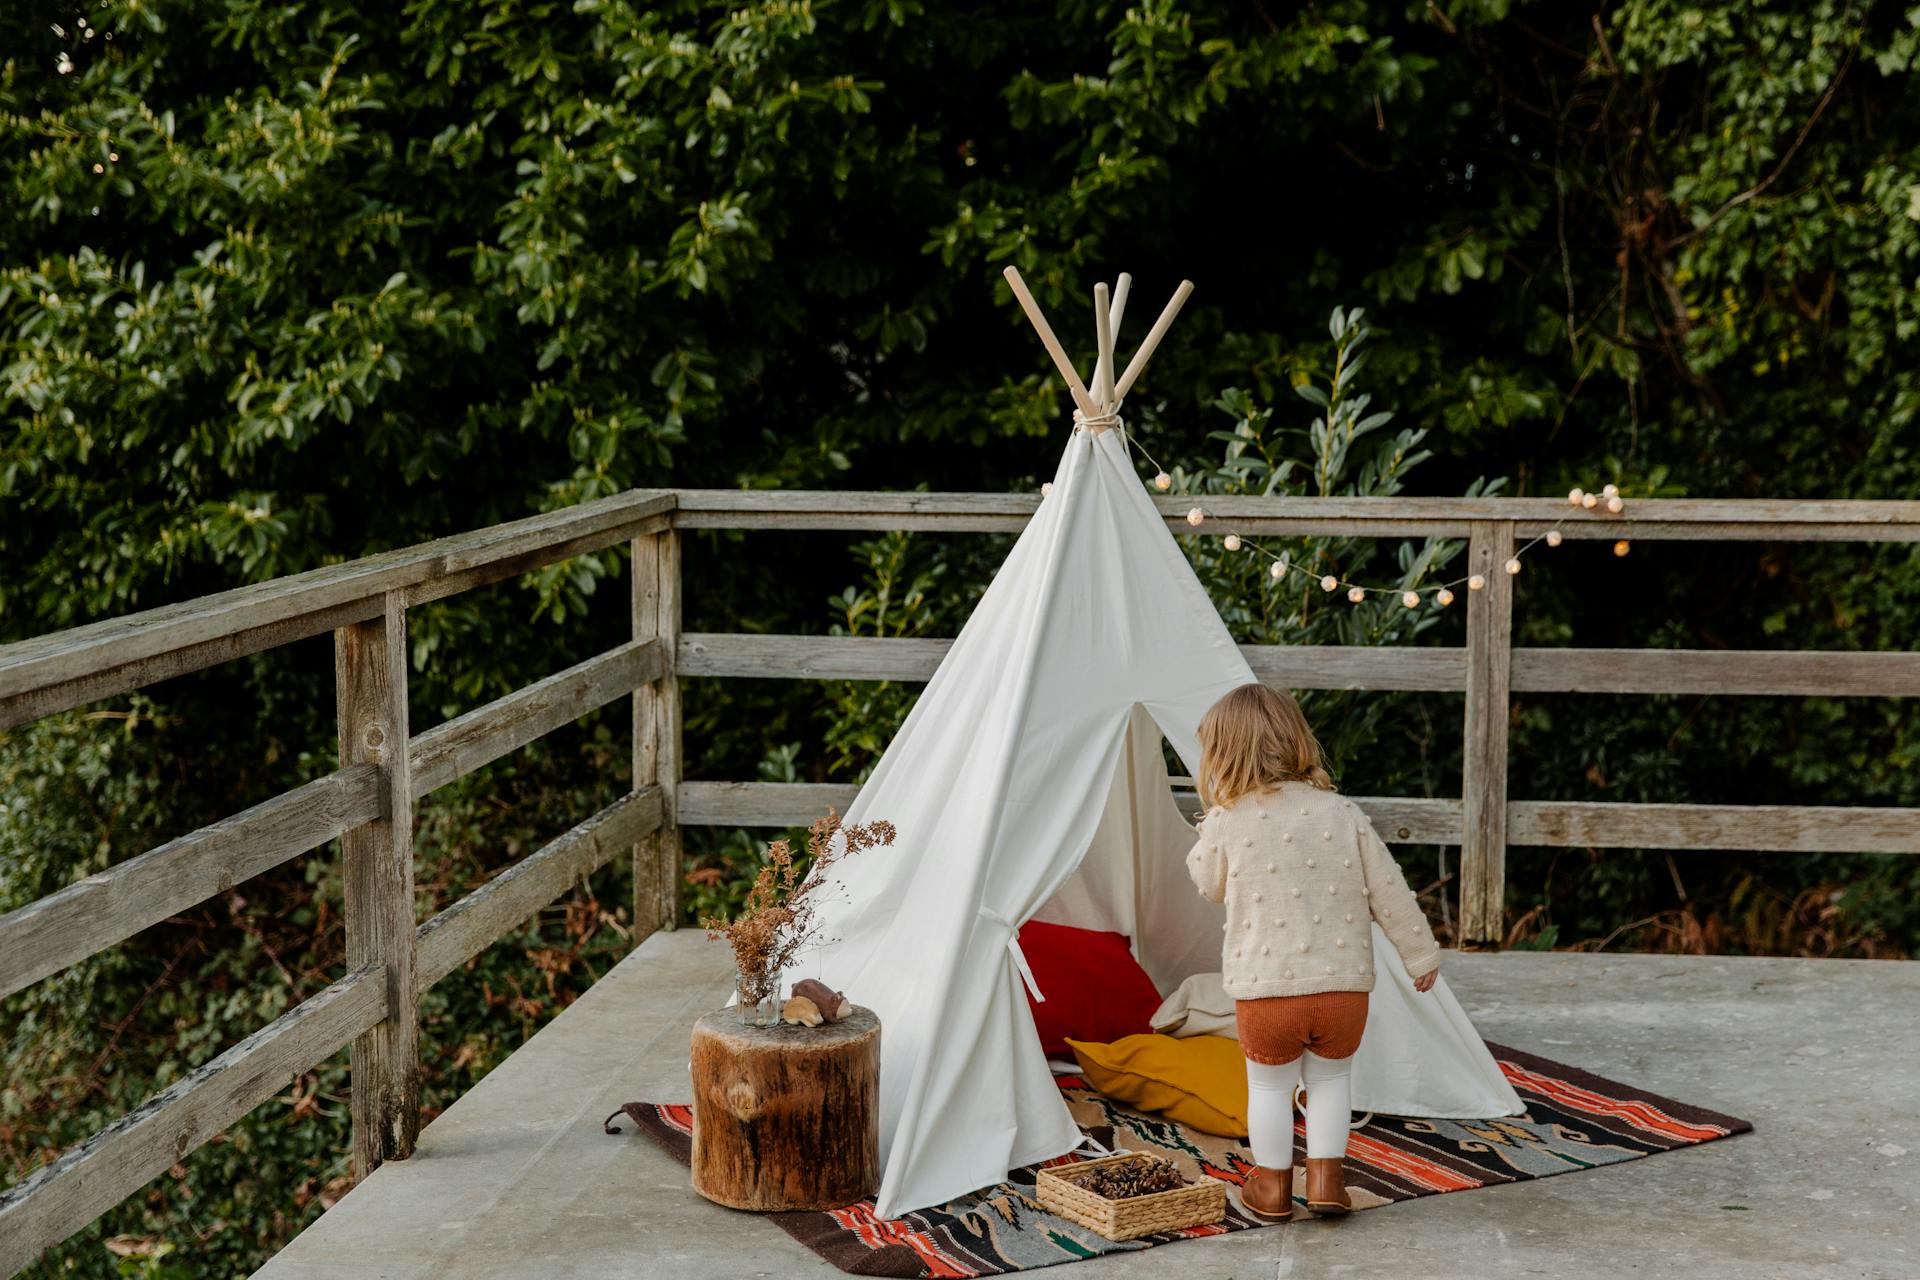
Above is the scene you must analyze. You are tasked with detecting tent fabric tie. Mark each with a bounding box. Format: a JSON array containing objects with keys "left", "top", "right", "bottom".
[{"left": 978, "top": 906, "right": 1045, "bottom": 1003}]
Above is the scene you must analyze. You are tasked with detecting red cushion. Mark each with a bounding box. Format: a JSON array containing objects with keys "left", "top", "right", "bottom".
[{"left": 1017, "top": 921, "right": 1162, "bottom": 1059}]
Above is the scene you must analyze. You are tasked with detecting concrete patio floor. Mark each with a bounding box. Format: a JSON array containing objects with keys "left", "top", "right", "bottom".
[{"left": 255, "top": 933, "right": 1919, "bottom": 1280}]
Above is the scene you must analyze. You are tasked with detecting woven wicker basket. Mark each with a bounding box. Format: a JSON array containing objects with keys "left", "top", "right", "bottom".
[{"left": 1035, "top": 1152, "right": 1225, "bottom": 1241}]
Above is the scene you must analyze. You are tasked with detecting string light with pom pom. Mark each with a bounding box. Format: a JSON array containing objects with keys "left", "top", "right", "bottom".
[{"left": 1141, "top": 449, "right": 1629, "bottom": 614}]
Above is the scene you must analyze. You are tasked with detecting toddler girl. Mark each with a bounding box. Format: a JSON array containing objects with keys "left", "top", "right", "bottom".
[{"left": 1186, "top": 684, "right": 1441, "bottom": 1222}]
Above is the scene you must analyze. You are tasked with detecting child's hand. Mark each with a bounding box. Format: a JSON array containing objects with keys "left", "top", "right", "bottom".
[{"left": 1412, "top": 968, "right": 1438, "bottom": 993}]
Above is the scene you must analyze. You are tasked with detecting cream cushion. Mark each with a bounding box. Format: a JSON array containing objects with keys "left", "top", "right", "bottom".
[{"left": 1149, "top": 971, "right": 1238, "bottom": 1039}]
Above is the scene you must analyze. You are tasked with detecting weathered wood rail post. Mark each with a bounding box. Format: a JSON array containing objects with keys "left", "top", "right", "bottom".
[
  {"left": 336, "top": 591, "right": 420, "bottom": 1178},
  {"left": 632, "top": 527, "right": 683, "bottom": 939},
  {"left": 1459, "top": 520, "right": 1516, "bottom": 948}
]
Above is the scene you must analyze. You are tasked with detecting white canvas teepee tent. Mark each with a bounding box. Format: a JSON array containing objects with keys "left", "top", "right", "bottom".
[{"left": 806, "top": 270, "right": 1521, "bottom": 1218}]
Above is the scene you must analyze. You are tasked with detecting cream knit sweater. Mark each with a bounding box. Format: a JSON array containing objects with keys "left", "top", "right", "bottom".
[{"left": 1186, "top": 782, "right": 1441, "bottom": 999}]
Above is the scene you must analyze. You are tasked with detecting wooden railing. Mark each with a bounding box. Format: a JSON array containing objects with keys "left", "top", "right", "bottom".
[
  {"left": 2, "top": 486, "right": 1917, "bottom": 1272},
  {"left": 0, "top": 490, "right": 680, "bottom": 1275},
  {"left": 669, "top": 490, "right": 1920, "bottom": 947}
]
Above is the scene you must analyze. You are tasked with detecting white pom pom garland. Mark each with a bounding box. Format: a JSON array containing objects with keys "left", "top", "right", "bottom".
[{"left": 1152, "top": 480, "right": 1621, "bottom": 612}]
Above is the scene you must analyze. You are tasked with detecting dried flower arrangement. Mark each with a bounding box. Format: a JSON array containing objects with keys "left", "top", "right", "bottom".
[{"left": 701, "top": 810, "right": 895, "bottom": 1015}]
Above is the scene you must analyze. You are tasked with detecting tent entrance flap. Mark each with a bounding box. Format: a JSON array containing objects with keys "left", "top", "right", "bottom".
[{"left": 1030, "top": 704, "right": 1225, "bottom": 997}]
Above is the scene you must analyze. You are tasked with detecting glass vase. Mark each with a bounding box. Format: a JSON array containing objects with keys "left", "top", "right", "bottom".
[{"left": 736, "top": 974, "right": 781, "bottom": 1028}]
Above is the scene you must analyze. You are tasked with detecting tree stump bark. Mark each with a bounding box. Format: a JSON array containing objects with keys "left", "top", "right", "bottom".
[{"left": 689, "top": 1005, "right": 881, "bottom": 1211}]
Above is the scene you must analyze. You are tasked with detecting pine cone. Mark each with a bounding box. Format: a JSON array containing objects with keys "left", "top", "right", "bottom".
[{"left": 1074, "top": 1156, "right": 1185, "bottom": 1199}]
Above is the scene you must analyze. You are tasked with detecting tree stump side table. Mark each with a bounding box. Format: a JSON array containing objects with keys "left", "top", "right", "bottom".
[{"left": 689, "top": 1005, "right": 881, "bottom": 1211}]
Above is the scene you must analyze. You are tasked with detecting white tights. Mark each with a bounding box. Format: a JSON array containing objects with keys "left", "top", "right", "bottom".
[{"left": 1244, "top": 1052, "right": 1352, "bottom": 1170}]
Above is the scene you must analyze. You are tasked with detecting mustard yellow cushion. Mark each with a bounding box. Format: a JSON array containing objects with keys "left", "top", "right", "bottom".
[{"left": 1065, "top": 1033, "right": 1248, "bottom": 1137}]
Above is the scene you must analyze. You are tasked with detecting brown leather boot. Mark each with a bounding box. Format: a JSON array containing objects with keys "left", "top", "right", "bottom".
[
  {"left": 1240, "top": 1165, "right": 1294, "bottom": 1222},
  {"left": 1304, "top": 1157, "right": 1351, "bottom": 1216}
]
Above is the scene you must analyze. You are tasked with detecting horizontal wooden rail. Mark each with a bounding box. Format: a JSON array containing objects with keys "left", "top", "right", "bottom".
[
  {"left": 0, "top": 965, "right": 386, "bottom": 1277},
  {"left": 1507, "top": 800, "right": 1920, "bottom": 853},
  {"left": 0, "top": 490, "right": 674, "bottom": 731},
  {"left": 0, "top": 765, "right": 384, "bottom": 1001},
  {"left": 678, "top": 634, "right": 1466, "bottom": 691},
  {"left": 0, "top": 598, "right": 387, "bottom": 737},
  {"left": 415, "top": 787, "right": 664, "bottom": 990},
  {"left": 410, "top": 640, "right": 663, "bottom": 800},
  {"left": 679, "top": 634, "right": 1919, "bottom": 699},
  {"left": 679, "top": 781, "right": 862, "bottom": 827},
  {"left": 1243, "top": 646, "right": 1462, "bottom": 692},
  {"left": 681, "top": 781, "right": 1916, "bottom": 854},
  {"left": 672, "top": 489, "right": 1920, "bottom": 541},
  {"left": 679, "top": 634, "right": 952, "bottom": 682},
  {"left": 677, "top": 781, "right": 1465, "bottom": 843},
  {"left": 1510, "top": 649, "right": 1920, "bottom": 698}
]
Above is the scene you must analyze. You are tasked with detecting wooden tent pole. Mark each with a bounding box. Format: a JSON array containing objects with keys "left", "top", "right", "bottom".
[
  {"left": 1082, "top": 274, "right": 1132, "bottom": 404},
  {"left": 1092, "top": 282, "right": 1115, "bottom": 410},
  {"left": 1081, "top": 280, "right": 1106, "bottom": 404},
  {"left": 1108, "top": 272, "right": 1132, "bottom": 348},
  {"left": 1002, "top": 266, "right": 1100, "bottom": 419},
  {"left": 1113, "top": 279, "right": 1195, "bottom": 402}
]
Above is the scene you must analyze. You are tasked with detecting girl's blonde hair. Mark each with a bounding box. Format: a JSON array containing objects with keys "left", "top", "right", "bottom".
[{"left": 1195, "top": 684, "right": 1334, "bottom": 808}]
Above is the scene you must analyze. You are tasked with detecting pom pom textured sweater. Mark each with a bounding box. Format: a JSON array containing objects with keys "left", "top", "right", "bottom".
[{"left": 1186, "top": 782, "right": 1441, "bottom": 999}]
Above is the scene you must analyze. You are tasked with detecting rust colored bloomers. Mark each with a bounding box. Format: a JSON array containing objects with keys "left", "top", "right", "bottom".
[{"left": 1234, "top": 991, "right": 1371, "bottom": 1066}]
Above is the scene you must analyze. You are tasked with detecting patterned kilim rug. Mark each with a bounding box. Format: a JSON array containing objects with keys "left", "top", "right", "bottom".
[{"left": 611, "top": 1042, "right": 1749, "bottom": 1277}]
